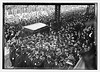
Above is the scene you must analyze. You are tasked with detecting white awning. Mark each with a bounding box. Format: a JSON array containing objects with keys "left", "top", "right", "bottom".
[{"left": 24, "top": 23, "right": 47, "bottom": 31}]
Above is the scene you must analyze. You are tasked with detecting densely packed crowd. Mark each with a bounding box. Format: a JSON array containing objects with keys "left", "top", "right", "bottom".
[{"left": 4, "top": 7, "right": 96, "bottom": 69}]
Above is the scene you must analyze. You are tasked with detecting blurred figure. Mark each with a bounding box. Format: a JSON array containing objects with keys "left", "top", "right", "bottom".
[{"left": 80, "top": 44, "right": 97, "bottom": 70}]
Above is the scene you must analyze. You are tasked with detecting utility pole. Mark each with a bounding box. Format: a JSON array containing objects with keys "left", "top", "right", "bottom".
[
  {"left": 55, "top": 5, "right": 60, "bottom": 26},
  {"left": 53, "top": 5, "right": 61, "bottom": 31},
  {"left": 86, "top": 5, "right": 90, "bottom": 15}
]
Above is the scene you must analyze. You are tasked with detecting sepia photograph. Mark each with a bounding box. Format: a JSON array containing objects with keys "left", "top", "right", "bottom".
[{"left": 3, "top": 3, "right": 97, "bottom": 70}]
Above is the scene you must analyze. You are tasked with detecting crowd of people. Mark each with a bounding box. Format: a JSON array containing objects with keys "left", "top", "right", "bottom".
[{"left": 4, "top": 8, "right": 96, "bottom": 69}]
